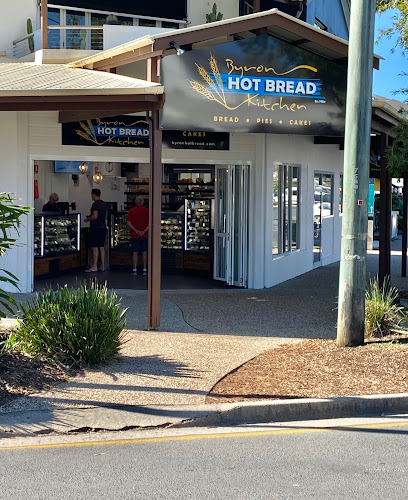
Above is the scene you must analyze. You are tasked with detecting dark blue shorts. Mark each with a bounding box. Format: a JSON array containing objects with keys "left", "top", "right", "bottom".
[
  {"left": 89, "top": 228, "right": 107, "bottom": 248},
  {"left": 131, "top": 238, "right": 148, "bottom": 253}
]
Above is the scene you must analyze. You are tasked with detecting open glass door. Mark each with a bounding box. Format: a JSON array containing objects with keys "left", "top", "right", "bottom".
[{"left": 214, "top": 165, "right": 249, "bottom": 286}]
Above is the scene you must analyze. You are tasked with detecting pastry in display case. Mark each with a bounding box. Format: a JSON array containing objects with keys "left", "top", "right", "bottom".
[
  {"left": 184, "top": 199, "right": 211, "bottom": 253},
  {"left": 34, "top": 214, "right": 80, "bottom": 258},
  {"left": 161, "top": 212, "right": 183, "bottom": 250},
  {"left": 111, "top": 212, "right": 131, "bottom": 251}
]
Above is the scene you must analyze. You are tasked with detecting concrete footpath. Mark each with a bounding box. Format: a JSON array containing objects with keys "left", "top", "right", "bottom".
[{"left": 1, "top": 241, "right": 408, "bottom": 438}]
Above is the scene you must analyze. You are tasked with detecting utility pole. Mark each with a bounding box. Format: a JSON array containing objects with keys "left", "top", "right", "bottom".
[{"left": 337, "top": 0, "right": 376, "bottom": 347}]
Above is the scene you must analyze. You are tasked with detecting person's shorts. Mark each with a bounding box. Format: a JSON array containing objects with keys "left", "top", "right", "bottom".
[
  {"left": 131, "top": 237, "right": 148, "bottom": 253},
  {"left": 89, "top": 227, "right": 107, "bottom": 248}
]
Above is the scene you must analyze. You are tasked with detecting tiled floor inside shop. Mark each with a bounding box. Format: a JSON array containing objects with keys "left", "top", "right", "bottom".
[{"left": 34, "top": 269, "right": 228, "bottom": 291}]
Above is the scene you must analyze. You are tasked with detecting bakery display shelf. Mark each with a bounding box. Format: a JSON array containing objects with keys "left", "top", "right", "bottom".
[{"left": 34, "top": 213, "right": 80, "bottom": 258}]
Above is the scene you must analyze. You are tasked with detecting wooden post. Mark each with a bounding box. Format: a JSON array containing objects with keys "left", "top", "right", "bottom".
[
  {"left": 147, "top": 110, "right": 162, "bottom": 329},
  {"left": 402, "top": 173, "right": 407, "bottom": 277},
  {"left": 41, "top": 0, "right": 48, "bottom": 50},
  {"left": 379, "top": 132, "right": 391, "bottom": 287},
  {"left": 253, "top": 0, "right": 261, "bottom": 13},
  {"left": 337, "top": 0, "right": 376, "bottom": 347},
  {"left": 147, "top": 56, "right": 162, "bottom": 329}
]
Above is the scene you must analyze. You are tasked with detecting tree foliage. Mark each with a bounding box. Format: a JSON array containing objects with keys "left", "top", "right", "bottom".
[{"left": 376, "top": 0, "right": 408, "bottom": 51}]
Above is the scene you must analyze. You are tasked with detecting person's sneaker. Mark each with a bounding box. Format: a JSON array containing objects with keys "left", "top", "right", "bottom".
[
  {"left": 132, "top": 269, "right": 138, "bottom": 275},
  {"left": 143, "top": 269, "right": 147, "bottom": 276}
]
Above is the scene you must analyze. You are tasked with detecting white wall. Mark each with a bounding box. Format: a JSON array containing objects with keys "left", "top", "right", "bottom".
[
  {"left": 0, "top": 0, "right": 37, "bottom": 56},
  {"left": 187, "top": 0, "right": 240, "bottom": 27},
  {"left": 103, "top": 25, "right": 173, "bottom": 51},
  {"left": 262, "top": 134, "right": 344, "bottom": 289},
  {"left": 0, "top": 112, "right": 32, "bottom": 293}
]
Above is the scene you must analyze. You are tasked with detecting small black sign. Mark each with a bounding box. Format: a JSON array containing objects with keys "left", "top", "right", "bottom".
[
  {"left": 62, "top": 116, "right": 229, "bottom": 150},
  {"left": 62, "top": 116, "right": 150, "bottom": 148},
  {"left": 162, "top": 130, "right": 229, "bottom": 150}
]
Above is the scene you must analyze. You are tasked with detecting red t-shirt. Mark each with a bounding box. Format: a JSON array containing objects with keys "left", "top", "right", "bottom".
[{"left": 127, "top": 205, "right": 149, "bottom": 239}]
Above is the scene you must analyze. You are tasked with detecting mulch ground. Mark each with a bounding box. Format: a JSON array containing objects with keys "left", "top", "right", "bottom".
[
  {"left": 206, "top": 337, "right": 408, "bottom": 403},
  {"left": 0, "top": 325, "right": 74, "bottom": 408},
  {"left": 3, "top": 320, "right": 408, "bottom": 408}
]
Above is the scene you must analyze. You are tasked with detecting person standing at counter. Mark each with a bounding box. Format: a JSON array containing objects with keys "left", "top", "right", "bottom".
[
  {"left": 127, "top": 196, "right": 149, "bottom": 276},
  {"left": 84, "top": 188, "right": 108, "bottom": 272},
  {"left": 42, "top": 193, "right": 59, "bottom": 212}
]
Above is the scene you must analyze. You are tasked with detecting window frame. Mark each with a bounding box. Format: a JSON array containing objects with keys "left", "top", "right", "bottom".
[{"left": 273, "top": 162, "right": 301, "bottom": 256}]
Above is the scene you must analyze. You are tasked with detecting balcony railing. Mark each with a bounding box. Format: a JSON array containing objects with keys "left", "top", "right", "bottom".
[
  {"left": 48, "top": 26, "right": 104, "bottom": 51},
  {"left": 13, "top": 33, "right": 36, "bottom": 58},
  {"left": 13, "top": 26, "right": 104, "bottom": 57}
]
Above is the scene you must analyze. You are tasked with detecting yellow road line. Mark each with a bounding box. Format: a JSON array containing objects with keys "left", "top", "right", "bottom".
[{"left": 2, "top": 420, "right": 408, "bottom": 451}]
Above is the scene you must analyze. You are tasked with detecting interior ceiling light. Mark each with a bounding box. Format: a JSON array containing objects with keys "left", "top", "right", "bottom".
[
  {"left": 93, "top": 166, "right": 103, "bottom": 184},
  {"left": 78, "top": 161, "right": 89, "bottom": 173}
]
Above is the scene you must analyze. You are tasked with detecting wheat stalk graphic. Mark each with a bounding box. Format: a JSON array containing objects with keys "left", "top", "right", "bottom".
[
  {"left": 76, "top": 120, "right": 102, "bottom": 145},
  {"left": 190, "top": 54, "right": 238, "bottom": 109}
]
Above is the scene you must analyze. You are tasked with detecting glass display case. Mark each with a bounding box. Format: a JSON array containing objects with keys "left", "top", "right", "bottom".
[
  {"left": 34, "top": 213, "right": 80, "bottom": 258},
  {"left": 110, "top": 212, "right": 131, "bottom": 251},
  {"left": 111, "top": 211, "right": 184, "bottom": 251},
  {"left": 161, "top": 212, "right": 183, "bottom": 250},
  {"left": 184, "top": 199, "right": 211, "bottom": 253}
]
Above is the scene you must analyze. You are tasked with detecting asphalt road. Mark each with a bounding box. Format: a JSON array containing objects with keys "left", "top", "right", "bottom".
[{"left": 2, "top": 417, "right": 408, "bottom": 499}]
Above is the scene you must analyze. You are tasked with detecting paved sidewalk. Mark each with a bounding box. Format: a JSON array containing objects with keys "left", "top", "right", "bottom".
[{"left": 2, "top": 238, "right": 408, "bottom": 437}]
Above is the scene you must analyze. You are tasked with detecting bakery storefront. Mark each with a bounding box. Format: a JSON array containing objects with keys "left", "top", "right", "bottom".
[{"left": 0, "top": 11, "right": 380, "bottom": 316}]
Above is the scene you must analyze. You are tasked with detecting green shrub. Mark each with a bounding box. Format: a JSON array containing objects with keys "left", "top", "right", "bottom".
[
  {"left": 0, "top": 192, "right": 31, "bottom": 318},
  {"left": 7, "top": 281, "right": 127, "bottom": 367},
  {"left": 365, "top": 276, "right": 405, "bottom": 339}
]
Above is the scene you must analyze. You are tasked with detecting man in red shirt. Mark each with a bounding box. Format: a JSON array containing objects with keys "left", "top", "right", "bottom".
[{"left": 126, "top": 196, "right": 149, "bottom": 275}]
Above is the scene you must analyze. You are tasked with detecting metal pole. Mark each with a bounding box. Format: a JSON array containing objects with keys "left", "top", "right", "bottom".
[
  {"left": 41, "top": 0, "right": 48, "bottom": 50},
  {"left": 337, "top": 0, "right": 376, "bottom": 347}
]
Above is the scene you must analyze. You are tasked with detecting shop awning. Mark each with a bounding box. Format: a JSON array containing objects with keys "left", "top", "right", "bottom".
[
  {"left": 69, "top": 8, "right": 381, "bottom": 71},
  {"left": 0, "top": 62, "right": 164, "bottom": 113}
]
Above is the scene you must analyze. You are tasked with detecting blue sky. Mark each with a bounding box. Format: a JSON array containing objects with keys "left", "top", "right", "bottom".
[{"left": 373, "top": 10, "right": 407, "bottom": 99}]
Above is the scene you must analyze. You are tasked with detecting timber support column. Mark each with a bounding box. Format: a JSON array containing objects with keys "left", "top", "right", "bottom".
[
  {"left": 147, "top": 55, "right": 162, "bottom": 330},
  {"left": 41, "top": 0, "right": 48, "bottom": 50},
  {"left": 147, "top": 109, "right": 162, "bottom": 329},
  {"left": 402, "top": 172, "right": 407, "bottom": 277},
  {"left": 379, "top": 132, "right": 391, "bottom": 286}
]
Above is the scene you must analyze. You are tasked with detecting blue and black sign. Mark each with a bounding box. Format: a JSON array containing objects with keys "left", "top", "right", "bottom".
[
  {"left": 161, "top": 35, "right": 347, "bottom": 136},
  {"left": 62, "top": 116, "right": 229, "bottom": 150}
]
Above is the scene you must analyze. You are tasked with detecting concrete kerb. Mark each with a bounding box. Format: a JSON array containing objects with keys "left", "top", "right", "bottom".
[{"left": 2, "top": 393, "right": 408, "bottom": 439}]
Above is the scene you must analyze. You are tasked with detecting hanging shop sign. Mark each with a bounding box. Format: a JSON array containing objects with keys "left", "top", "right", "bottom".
[
  {"left": 62, "top": 116, "right": 150, "bottom": 148},
  {"left": 160, "top": 35, "right": 347, "bottom": 136},
  {"left": 62, "top": 116, "right": 229, "bottom": 150}
]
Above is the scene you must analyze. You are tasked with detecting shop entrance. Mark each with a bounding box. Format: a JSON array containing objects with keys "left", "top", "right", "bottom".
[
  {"left": 214, "top": 165, "right": 249, "bottom": 287},
  {"left": 32, "top": 161, "right": 248, "bottom": 289}
]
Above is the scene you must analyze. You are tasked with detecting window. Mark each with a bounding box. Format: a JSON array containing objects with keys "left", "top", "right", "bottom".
[
  {"left": 273, "top": 163, "right": 300, "bottom": 255},
  {"left": 314, "top": 18, "right": 328, "bottom": 31},
  {"left": 139, "top": 18, "right": 157, "bottom": 27}
]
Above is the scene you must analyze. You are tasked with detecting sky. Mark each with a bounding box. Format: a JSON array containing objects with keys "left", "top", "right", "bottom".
[{"left": 372, "top": 10, "right": 407, "bottom": 100}]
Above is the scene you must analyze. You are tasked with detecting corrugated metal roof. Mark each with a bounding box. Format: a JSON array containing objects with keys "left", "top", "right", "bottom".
[{"left": 0, "top": 62, "right": 163, "bottom": 96}]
